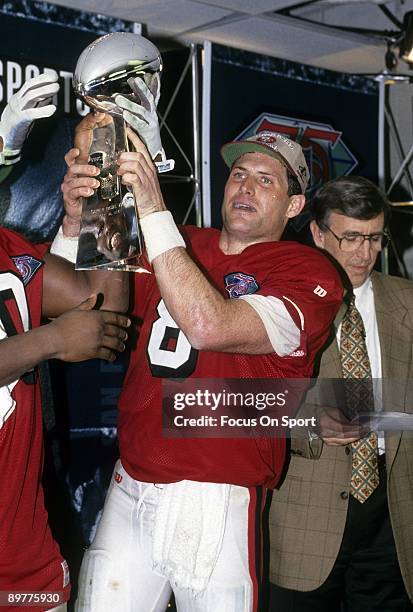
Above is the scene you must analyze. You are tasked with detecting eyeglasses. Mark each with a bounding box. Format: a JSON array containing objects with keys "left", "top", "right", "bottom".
[{"left": 321, "top": 225, "right": 390, "bottom": 253}]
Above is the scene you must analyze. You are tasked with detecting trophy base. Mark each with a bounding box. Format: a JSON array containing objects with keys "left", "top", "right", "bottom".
[{"left": 75, "top": 255, "right": 151, "bottom": 273}]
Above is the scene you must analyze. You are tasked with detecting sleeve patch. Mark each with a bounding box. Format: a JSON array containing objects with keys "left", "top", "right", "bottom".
[
  {"left": 11, "top": 255, "right": 43, "bottom": 286},
  {"left": 224, "top": 272, "right": 259, "bottom": 298}
]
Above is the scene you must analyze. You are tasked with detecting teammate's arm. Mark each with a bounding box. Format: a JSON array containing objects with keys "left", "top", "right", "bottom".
[
  {"left": 0, "top": 294, "right": 130, "bottom": 388},
  {"left": 41, "top": 251, "right": 129, "bottom": 318}
]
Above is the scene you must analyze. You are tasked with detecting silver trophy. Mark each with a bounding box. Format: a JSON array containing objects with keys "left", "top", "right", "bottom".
[{"left": 73, "top": 32, "right": 162, "bottom": 271}]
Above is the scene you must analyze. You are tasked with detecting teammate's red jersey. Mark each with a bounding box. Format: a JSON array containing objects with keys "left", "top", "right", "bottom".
[
  {"left": 0, "top": 229, "right": 70, "bottom": 610},
  {"left": 119, "top": 227, "right": 343, "bottom": 489}
]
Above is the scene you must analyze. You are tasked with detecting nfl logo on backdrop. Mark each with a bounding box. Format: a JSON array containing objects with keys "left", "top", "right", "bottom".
[{"left": 235, "top": 113, "right": 357, "bottom": 197}]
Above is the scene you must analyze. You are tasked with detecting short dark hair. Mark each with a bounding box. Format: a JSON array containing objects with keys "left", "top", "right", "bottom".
[
  {"left": 287, "top": 170, "right": 302, "bottom": 196},
  {"left": 312, "top": 176, "right": 390, "bottom": 227}
]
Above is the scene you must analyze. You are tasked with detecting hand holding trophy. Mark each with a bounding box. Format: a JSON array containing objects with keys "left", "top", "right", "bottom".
[{"left": 72, "top": 32, "right": 173, "bottom": 271}]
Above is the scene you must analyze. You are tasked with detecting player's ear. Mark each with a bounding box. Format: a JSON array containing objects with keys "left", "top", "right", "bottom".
[
  {"left": 286, "top": 194, "right": 305, "bottom": 219},
  {"left": 310, "top": 221, "right": 325, "bottom": 248}
]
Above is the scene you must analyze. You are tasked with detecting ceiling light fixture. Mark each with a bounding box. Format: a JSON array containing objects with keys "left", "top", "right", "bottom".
[{"left": 276, "top": 1, "right": 413, "bottom": 72}]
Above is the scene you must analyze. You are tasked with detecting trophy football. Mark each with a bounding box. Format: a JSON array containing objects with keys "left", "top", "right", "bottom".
[{"left": 72, "top": 32, "right": 162, "bottom": 271}]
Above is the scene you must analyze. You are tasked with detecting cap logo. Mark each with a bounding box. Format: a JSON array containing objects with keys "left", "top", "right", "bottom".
[
  {"left": 255, "top": 131, "right": 295, "bottom": 151},
  {"left": 257, "top": 134, "right": 277, "bottom": 144},
  {"left": 255, "top": 133, "right": 279, "bottom": 153}
]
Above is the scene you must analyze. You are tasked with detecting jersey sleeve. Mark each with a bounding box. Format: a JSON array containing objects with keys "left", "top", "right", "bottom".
[
  {"left": 240, "top": 294, "right": 300, "bottom": 356},
  {"left": 0, "top": 229, "right": 46, "bottom": 428},
  {"left": 254, "top": 248, "right": 343, "bottom": 357}
]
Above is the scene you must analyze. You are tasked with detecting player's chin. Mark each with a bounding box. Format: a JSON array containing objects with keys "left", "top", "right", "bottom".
[
  {"left": 226, "top": 216, "right": 256, "bottom": 234},
  {"left": 228, "top": 206, "right": 257, "bottom": 221}
]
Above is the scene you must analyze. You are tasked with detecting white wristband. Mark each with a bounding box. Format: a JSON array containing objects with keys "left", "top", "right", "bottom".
[
  {"left": 139, "top": 211, "right": 185, "bottom": 264},
  {"left": 50, "top": 226, "right": 79, "bottom": 263},
  {"left": 0, "top": 147, "right": 21, "bottom": 166}
]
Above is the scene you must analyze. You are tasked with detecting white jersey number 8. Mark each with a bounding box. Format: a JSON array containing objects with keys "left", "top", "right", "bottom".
[{"left": 147, "top": 299, "right": 198, "bottom": 378}]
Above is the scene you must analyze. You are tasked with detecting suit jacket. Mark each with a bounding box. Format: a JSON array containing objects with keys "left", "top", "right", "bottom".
[{"left": 269, "top": 271, "right": 413, "bottom": 600}]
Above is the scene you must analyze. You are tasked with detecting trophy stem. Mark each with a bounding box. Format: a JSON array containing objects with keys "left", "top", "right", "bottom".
[{"left": 75, "top": 113, "right": 148, "bottom": 273}]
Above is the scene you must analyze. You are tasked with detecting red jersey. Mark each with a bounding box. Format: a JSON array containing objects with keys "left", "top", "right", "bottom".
[
  {"left": 0, "top": 229, "right": 70, "bottom": 610},
  {"left": 119, "top": 227, "right": 343, "bottom": 489}
]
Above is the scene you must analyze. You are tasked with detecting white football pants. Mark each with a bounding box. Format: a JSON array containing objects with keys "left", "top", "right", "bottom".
[{"left": 75, "top": 460, "right": 264, "bottom": 612}]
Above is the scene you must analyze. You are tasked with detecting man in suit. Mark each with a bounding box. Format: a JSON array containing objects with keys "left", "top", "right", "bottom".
[{"left": 269, "top": 175, "right": 413, "bottom": 611}]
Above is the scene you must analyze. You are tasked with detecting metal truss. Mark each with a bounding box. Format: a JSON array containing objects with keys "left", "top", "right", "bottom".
[{"left": 158, "top": 44, "right": 202, "bottom": 227}]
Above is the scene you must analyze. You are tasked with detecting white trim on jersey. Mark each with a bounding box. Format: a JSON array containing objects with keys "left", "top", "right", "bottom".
[
  {"left": 282, "top": 295, "right": 305, "bottom": 331},
  {"left": 0, "top": 271, "right": 30, "bottom": 427},
  {"left": 240, "top": 294, "right": 301, "bottom": 357},
  {"left": 0, "top": 384, "right": 16, "bottom": 428}
]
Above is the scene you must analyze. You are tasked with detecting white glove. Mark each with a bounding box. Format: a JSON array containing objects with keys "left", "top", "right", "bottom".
[
  {"left": 115, "top": 74, "right": 174, "bottom": 173},
  {"left": 0, "top": 72, "right": 60, "bottom": 165}
]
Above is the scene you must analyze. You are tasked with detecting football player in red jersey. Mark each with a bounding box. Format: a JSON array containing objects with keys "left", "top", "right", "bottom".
[
  {"left": 0, "top": 76, "right": 130, "bottom": 612},
  {"left": 59, "top": 97, "right": 344, "bottom": 611}
]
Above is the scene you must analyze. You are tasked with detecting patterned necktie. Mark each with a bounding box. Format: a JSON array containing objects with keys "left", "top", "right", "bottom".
[{"left": 340, "top": 295, "right": 379, "bottom": 503}]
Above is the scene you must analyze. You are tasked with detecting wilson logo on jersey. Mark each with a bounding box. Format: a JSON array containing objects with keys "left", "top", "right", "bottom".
[
  {"left": 114, "top": 471, "right": 123, "bottom": 484},
  {"left": 224, "top": 272, "right": 259, "bottom": 299},
  {"left": 11, "top": 255, "right": 43, "bottom": 286},
  {"left": 313, "top": 285, "right": 327, "bottom": 297}
]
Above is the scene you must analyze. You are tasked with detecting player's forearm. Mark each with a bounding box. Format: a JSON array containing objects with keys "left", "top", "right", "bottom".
[
  {"left": 47, "top": 267, "right": 129, "bottom": 317},
  {"left": 152, "top": 246, "right": 269, "bottom": 353},
  {"left": 152, "top": 247, "right": 225, "bottom": 348},
  {"left": 137, "top": 204, "right": 231, "bottom": 347},
  {"left": 42, "top": 253, "right": 129, "bottom": 318},
  {"left": 137, "top": 209, "right": 271, "bottom": 352},
  {"left": 81, "top": 269, "right": 129, "bottom": 313},
  {"left": 0, "top": 324, "right": 66, "bottom": 387}
]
